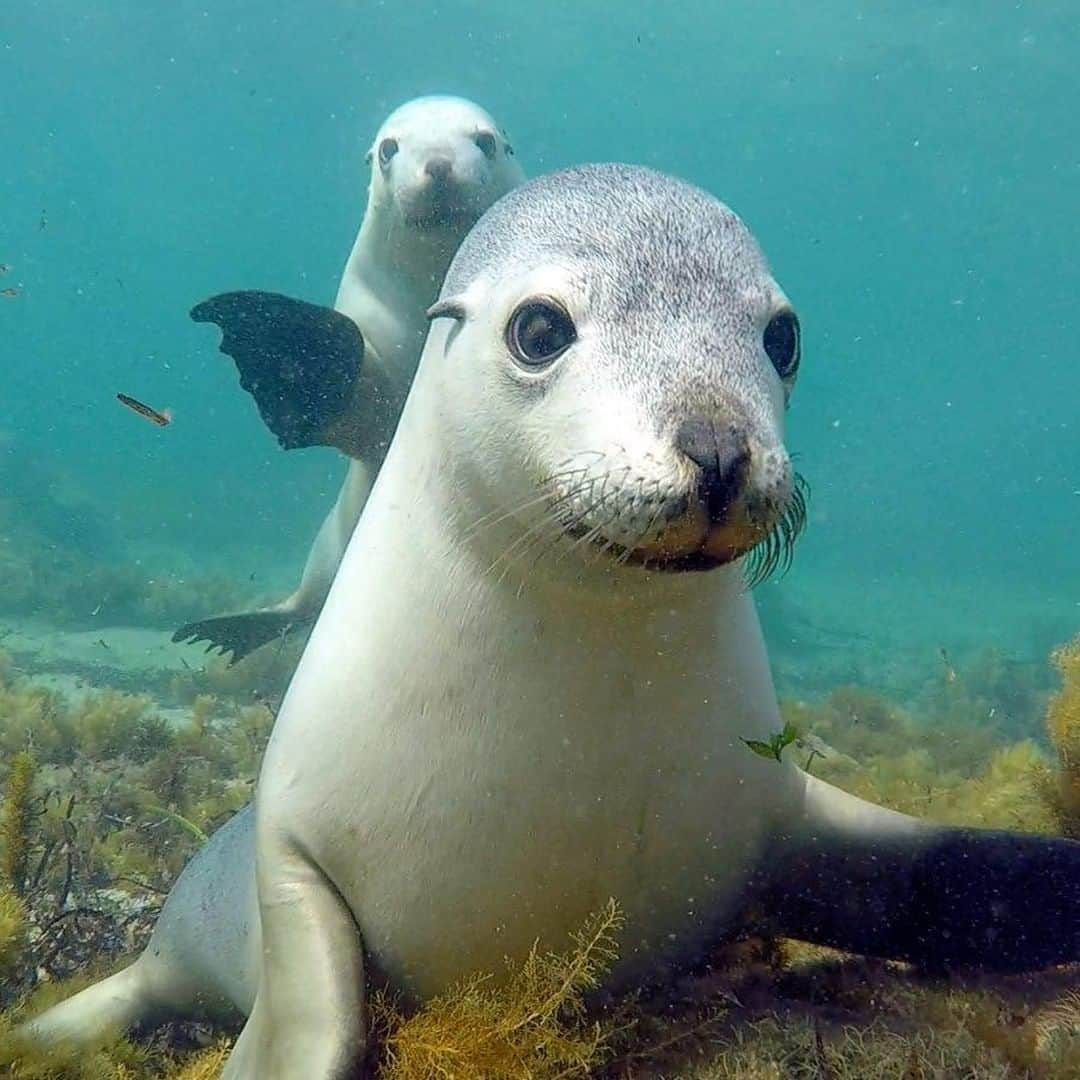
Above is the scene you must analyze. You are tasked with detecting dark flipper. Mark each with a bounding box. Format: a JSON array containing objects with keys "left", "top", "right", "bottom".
[
  {"left": 190, "top": 290, "right": 364, "bottom": 450},
  {"left": 172, "top": 610, "right": 308, "bottom": 666},
  {"left": 761, "top": 823, "right": 1080, "bottom": 973}
]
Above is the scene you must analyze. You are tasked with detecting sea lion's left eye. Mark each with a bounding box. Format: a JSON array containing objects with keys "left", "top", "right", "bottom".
[
  {"left": 377, "top": 138, "right": 399, "bottom": 168},
  {"left": 474, "top": 132, "right": 498, "bottom": 159},
  {"left": 506, "top": 299, "right": 577, "bottom": 369},
  {"left": 763, "top": 310, "right": 800, "bottom": 379}
]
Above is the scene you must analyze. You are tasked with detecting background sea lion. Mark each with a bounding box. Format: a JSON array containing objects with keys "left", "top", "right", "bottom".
[{"left": 173, "top": 95, "right": 524, "bottom": 662}]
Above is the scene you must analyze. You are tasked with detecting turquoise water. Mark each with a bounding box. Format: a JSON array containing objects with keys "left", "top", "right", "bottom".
[
  {"left": 2, "top": 4, "right": 1080, "bottom": 1072},
  {"left": 2, "top": 2, "right": 1077, "bottom": 658}
]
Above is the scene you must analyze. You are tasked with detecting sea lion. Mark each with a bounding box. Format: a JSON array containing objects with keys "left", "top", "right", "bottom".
[
  {"left": 25, "top": 165, "right": 1080, "bottom": 1079},
  {"left": 173, "top": 95, "right": 524, "bottom": 662}
]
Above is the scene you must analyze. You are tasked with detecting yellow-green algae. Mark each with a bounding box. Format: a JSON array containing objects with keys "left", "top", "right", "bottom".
[
  {"left": 1045, "top": 637, "right": 1080, "bottom": 837},
  {"left": 0, "top": 635, "right": 1077, "bottom": 1077}
]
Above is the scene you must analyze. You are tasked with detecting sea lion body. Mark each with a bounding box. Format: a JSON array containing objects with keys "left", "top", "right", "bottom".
[
  {"left": 26, "top": 165, "right": 1080, "bottom": 1079},
  {"left": 174, "top": 96, "right": 524, "bottom": 660}
]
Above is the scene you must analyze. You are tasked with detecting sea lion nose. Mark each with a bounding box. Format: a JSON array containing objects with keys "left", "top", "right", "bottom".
[
  {"left": 424, "top": 156, "right": 453, "bottom": 183},
  {"left": 675, "top": 418, "right": 751, "bottom": 522}
]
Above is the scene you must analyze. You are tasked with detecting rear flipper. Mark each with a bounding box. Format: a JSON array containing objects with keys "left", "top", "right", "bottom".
[
  {"left": 19, "top": 806, "right": 257, "bottom": 1049},
  {"left": 16, "top": 962, "right": 163, "bottom": 1047},
  {"left": 190, "top": 290, "right": 366, "bottom": 452},
  {"left": 172, "top": 610, "right": 308, "bottom": 666},
  {"left": 173, "top": 459, "right": 375, "bottom": 665},
  {"left": 760, "top": 775, "right": 1080, "bottom": 973}
]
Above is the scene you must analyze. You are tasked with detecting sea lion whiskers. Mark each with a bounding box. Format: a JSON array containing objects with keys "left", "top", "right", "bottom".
[
  {"left": 479, "top": 476, "right": 602, "bottom": 583},
  {"left": 479, "top": 460, "right": 622, "bottom": 583},
  {"left": 742, "top": 470, "right": 809, "bottom": 589},
  {"left": 552, "top": 496, "right": 625, "bottom": 569},
  {"left": 461, "top": 464, "right": 596, "bottom": 542},
  {"left": 486, "top": 459, "right": 630, "bottom": 585},
  {"left": 615, "top": 482, "right": 670, "bottom": 567},
  {"left": 491, "top": 495, "right": 609, "bottom": 589}
]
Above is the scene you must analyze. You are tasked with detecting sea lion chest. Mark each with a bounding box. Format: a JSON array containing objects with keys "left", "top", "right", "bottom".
[{"left": 265, "top": 542, "right": 802, "bottom": 1001}]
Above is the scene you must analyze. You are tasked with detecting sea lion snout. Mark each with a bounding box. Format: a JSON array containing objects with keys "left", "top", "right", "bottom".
[
  {"left": 424, "top": 154, "right": 454, "bottom": 183},
  {"left": 674, "top": 417, "right": 752, "bottom": 524}
]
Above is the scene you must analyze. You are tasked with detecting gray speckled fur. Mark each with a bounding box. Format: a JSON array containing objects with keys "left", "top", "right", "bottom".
[{"left": 447, "top": 165, "right": 793, "bottom": 438}]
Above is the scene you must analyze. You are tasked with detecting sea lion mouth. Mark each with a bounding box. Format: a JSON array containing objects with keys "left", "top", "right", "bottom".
[
  {"left": 620, "top": 524, "right": 765, "bottom": 574},
  {"left": 398, "top": 185, "right": 481, "bottom": 230},
  {"left": 568, "top": 473, "right": 810, "bottom": 586},
  {"left": 402, "top": 203, "right": 477, "bottom": 229}
]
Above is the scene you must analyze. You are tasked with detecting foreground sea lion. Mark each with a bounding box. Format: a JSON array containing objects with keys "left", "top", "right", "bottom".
[
  {"left": 174, "top": 95, "right": 524, "bottom": 662},
  {"left": 27, "top": 164, "right": 1080, "bottom": 1079}
]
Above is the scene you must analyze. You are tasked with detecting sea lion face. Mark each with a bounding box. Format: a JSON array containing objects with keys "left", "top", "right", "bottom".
[
  {"left": 431, "top": 165, "right": 806, "bottom": 579},
  {"left": 367, "top": 96, "right": 523, "bottom": 231}
]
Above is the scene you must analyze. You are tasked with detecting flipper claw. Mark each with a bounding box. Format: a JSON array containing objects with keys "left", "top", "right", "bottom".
[{"left": 172, "top": 611, "right": 308, "bottom": 665}]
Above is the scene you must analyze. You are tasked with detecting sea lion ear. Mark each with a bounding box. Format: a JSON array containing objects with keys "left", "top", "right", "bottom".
[{"left": 426, "top": 298, "right": 467, "bottom": 322}]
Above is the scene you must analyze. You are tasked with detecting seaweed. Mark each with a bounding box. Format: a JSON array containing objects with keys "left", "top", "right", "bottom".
[
  {"left": 1, "top": 632, "right": 1079, "bottom": 1078},
  {"left": 372, "top": 900, "right": 625, "bottom": 1079},
  {"left": 2, "top": 751, "right": 36, "bottom": 894},
  {"left": 0, "top": 886, "right": 28, "bottom": 985},
  {"left": 0, "top": 660, "right": 268, "bottom": 1006},
  {"left": 1044, "top": 634, "right": 1080, "bottom": 837}
]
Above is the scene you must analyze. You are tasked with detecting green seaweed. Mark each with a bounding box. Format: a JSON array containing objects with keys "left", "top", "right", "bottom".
[
  {"left": 742, "top": 721, "right": 800, "bottom": 763},
  {"left": 0, "top": 631, "right": 1078, "bottom": 1078},
  {"left": 0, "top": 885, "right": 28, "bottom": 985},
  {"left": 2, "top": 751, "right": 36, "bottom": 895},
  {"left": 373, "top": 900, "right": 625, "bottom": 1079},
  {"left": 1044, "top": 634, "right": 1080, "bottom": 837}
]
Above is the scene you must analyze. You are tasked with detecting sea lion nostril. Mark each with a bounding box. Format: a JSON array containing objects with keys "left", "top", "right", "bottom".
[
  {"left": 425, "top": 156, "right": 453, "bottom": 182},
  {"left": 675, "top": 418, "right": 751, "bottom": 521}
]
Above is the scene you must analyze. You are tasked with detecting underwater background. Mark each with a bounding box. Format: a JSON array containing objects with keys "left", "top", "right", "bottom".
[{"left": 1, "top": 1, "right": 1079, "bottom": 1077}]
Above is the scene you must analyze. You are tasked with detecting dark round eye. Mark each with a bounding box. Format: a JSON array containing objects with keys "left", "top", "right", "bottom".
[
  {"left": 506, "top": 300, "right": 576, "bottom": 369},
  {"left": 377, "top": 138, "right": 399, "bottom": 168},
  {"left": 474, "top": 131, "right": 498, "bottom": 159},
  {"left": 763, "top": 310, "right": 800, "bottom": 378}
]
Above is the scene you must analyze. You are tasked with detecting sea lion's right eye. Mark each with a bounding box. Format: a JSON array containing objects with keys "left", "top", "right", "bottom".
[
  {"left": 506, "top": 299, "right": 577, "bottom": 370},
  {"left": 377, "top": 138, "right": 399, "bottom": 168},
  {"left": 474, "top": 131, "right": 498, "bottom": 159},
  {"left": 763, "top": 310, "right": 800, "bottom": 379}
]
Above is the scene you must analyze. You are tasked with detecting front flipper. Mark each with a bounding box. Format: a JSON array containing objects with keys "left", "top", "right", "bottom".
[
  {"left": 759, "top": 775, "right": 1080, "bottom": 973},
  {"left": 191, "top": 290, "right": 365, "bottom": 451},
  {"left": 222, "top": 831, "right": 367, "bottom": 1079},
  {"left": 172, "top": 610, "right": 308, "bottom": 665}
]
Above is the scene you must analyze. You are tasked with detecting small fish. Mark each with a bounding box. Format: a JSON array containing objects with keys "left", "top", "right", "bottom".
[
  {"left": 117, "top": 392, "right": 172, "bottom": 427},
  {"left": 1, "top": 287, "right": 19, "bottom": 298},
  {"left": 938, "top": 646, "right": 957, "bottom": 684},
  {"left": 39, "top": 210, "right": 47, "bottom": 231},
  {"left": 0, "top": 264, "right": 10, "bottom": 274},
  {"left": 96, "top": 638, "right": 110, "bottom": 651}
]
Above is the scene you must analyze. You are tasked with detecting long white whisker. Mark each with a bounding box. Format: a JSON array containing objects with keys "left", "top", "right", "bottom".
[
  {"left": 616, "top": 489, "right": 666, "bottom": 565},
  {"left": 482, "top": 480, "right": 595, "bottom": 583},
  {"left": 463, "top": 466, "right": 589, "bottom": 540}
]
